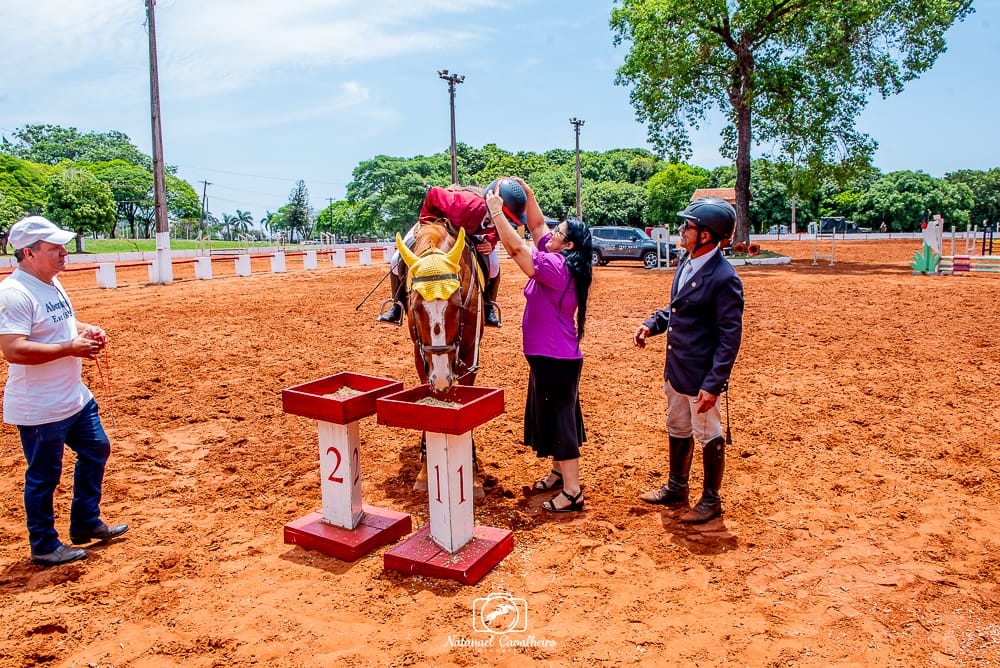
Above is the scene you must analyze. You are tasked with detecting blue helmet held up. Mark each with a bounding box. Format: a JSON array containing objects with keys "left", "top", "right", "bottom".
[{"left": 486, "top": 178, "right": 527, "bottom": 227}]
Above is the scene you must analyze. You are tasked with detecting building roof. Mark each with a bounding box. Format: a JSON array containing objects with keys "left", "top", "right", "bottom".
[{"left": 690, "top": 188, "right": 737, "bottom": 205}]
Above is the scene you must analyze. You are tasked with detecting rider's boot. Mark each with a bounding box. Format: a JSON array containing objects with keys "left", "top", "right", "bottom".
[
  {"left": 483, "top": 273, "right": 501, "bottom": 328},
  {"left": 378, "top": 273, "right": 405, "bottom": 324}
]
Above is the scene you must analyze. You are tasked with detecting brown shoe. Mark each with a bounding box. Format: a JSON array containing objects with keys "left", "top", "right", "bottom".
[
  {"left": 639, "top": 484, "right": 688, "bottom": 505},
  {"left": 680, "top": 499, "right": 722, "bottom": 523}
]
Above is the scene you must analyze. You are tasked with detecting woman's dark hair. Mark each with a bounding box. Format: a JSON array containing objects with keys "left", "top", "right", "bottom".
[{"left": 559, "top": 217, "right": 593, "bottom": 340}]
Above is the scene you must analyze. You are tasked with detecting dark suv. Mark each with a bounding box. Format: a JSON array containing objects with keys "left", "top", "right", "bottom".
[
  {"left": 820, "top": 216, "right": 872, "bottom": 233},
  {"left": 590, "top": 226, "right": 679, "bottom": 268}
]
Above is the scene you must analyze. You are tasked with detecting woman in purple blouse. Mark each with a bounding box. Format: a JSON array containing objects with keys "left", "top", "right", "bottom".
[{"left": 487, "top": 178, "right": 593, "bottom": 512}]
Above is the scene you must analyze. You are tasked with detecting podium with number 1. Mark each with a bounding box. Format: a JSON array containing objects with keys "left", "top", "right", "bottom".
[{"left": 377, "top": 384, "right": 512, "bottom": 585}]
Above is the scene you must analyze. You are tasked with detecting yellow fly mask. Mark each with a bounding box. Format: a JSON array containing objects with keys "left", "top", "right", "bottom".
[{"left": 396, "top": 227, "right": 467, "bottom": 301}]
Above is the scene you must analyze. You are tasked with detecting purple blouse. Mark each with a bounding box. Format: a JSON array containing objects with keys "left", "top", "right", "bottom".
[{"left": 521, "top": 232, "right": 582, "bottom": 359}]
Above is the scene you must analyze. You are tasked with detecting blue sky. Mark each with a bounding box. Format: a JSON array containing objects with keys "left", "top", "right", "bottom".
[{"left": 1, "top": 0, "right": 997, "bottom": 225}]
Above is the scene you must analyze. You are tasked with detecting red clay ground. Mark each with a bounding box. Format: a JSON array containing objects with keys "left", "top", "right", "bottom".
[{"left": 1, "top": 239, "right": 998, "bottom": 667}]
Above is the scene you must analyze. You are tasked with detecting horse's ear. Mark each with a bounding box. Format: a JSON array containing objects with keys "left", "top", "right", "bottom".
[
  {"left": 446, "top": 228, "right": 465, "bottom": 265},
  {"left": 396, "top": 232, "right": 418, "bottom": 268}
]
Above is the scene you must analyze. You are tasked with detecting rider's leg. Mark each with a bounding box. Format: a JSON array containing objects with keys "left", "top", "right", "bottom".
[
  {"left": 378, "top": 260, "right": 406, "bottom": 324},
  {"left": 484, "top": 250, "right": 501, "bottom": 328}
]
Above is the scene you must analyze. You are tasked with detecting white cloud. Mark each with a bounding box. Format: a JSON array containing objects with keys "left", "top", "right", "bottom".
[
  {"left": 152, "top": 0, "right": 508, "bottom": 97},
  {"left": 1, "top": 0, "right": 510, "bottom": 100}
]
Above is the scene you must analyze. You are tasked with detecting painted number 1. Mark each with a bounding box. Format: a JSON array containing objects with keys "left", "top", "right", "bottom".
[{"left": 432, "top": 464, "right": 467, "bottom": 504}]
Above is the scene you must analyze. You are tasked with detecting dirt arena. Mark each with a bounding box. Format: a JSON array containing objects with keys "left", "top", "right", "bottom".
[{"left": 1, "top": 239, "right": 998, "bottom": 667}]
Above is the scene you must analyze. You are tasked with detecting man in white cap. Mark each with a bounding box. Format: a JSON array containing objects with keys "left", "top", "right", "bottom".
[{"left": 0, "top": 216, "right": 128, "bottom": 566}]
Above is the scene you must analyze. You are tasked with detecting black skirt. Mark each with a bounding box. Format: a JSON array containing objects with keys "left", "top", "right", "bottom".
[{"left": 523, "top": 355, "right": 586, "bottom": 461}]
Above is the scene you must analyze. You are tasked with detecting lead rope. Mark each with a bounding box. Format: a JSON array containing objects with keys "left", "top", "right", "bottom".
[{"left": 92, "top": 343, "right": 116, "bottom": 427}]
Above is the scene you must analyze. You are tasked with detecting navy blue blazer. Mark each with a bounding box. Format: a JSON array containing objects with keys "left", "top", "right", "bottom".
[{"left": 642, "top": 252, "right": 744, "bottom": 396}]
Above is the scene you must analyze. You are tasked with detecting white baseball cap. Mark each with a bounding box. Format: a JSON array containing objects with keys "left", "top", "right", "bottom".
[{"left": 8, "top": 216, "right": 76, "bottom": 250}]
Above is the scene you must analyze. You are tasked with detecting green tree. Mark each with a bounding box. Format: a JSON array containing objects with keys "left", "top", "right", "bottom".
[
  {"left": 945, "top": 169, "right": 1000, "bottom": 227},
  {"left": 529, "top": 166, "right": 577, "bottom": 220},
  {"left": 166, "top": 175, "right": 202, "bottom": 234},
  {"left": 284, "top": 180, "right": 312, "bottom": 243},
  {"left": 0, "top": 154, "right": 51, "bottom": 215},
  {"left": 645, "top": 163, "right": 711, "bottom": 226},
  {"left": 87, "top": 160, "right": 152, "bottom": 239},
  {"left": 43, "top": 166, "right": 116, "bottom": 251},
  {"left": 0, "top": 191, "right": 27, "bottom": 253},
  {"left": 348, "top": 155, "right": 448, "bottom": 236},
  {"left": 221, "top": 213, "right": 236, "bottom": 241},
  {"left": 611, "top": 0, "right": 973, "bottom": 245},
  {"left": 582, "top": 181, "right": 647, "bottom": 227},
  {"left": 316, "top": 200, "right": 377, "bottom": 242},
  {"left": 854, "top": 171, "right": 973, "bottom": 232},
  {"left": 233, "top": 209, "right": 254, "bottom": 240},
  {"left": 4, "top": 124, "right": 151, "bottom": 168}
]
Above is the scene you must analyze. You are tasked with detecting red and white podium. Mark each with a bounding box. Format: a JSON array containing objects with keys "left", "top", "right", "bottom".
[
  {"left": 376, "top": 384, "right": 512, "bottom": 585},
  {"left": 282, "top": 372, "right": 412, "bottom": 561}
]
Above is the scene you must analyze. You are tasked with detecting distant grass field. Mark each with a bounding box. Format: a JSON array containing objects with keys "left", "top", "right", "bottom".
[{"left": 71, "top": 239, "right": 278, "bottom": 254}]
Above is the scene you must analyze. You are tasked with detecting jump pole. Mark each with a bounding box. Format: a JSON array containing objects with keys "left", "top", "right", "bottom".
[
  {"left": 281, "top": 372, "right": 411, "bottom": 561},
  {"left": 377, "top": 384, "right": 512, "bottom": 585}
]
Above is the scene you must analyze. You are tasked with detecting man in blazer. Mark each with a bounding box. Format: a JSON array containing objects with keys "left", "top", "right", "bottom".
[{"left": 633, "top": 198, "right": 744, "bottom": 523}]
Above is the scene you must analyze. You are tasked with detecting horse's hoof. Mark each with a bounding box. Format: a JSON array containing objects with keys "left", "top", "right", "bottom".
[
  {"left": 473, "top": 478, "right": 485, "bottom": 499},
  {"left": 414, "top": 462, "right": 428, "bottom": 492}
]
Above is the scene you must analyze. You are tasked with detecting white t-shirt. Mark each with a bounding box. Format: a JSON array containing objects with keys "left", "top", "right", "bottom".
[{"left": 0, "top": 269, "right": 93, "bottom": 426}]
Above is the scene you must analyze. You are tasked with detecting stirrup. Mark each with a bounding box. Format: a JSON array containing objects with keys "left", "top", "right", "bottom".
[{"left": 377, "top": 299, "right": 404, "bottom": 326}]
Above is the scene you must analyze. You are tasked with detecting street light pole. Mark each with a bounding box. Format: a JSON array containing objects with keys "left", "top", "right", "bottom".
[
  {"left": 438, "top": 70, "right": 465, "bottom": 185},
  {"left": 570, "top": 118, "right": 585, "bottom": 219},
  {"left": 145, "top": 0, "right": 172, "bottom": 283}
]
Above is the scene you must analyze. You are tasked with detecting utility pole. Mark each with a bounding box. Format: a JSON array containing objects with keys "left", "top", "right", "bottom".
[
  {"left": 570, "top": 118, "right": 585, "bottom": 219},
  {"left": 199, "top": 180, "right": 212, "bottom": 239},
  {"left": 145, "top": 0, "right": 172, "bottom": 283},
  {"left": 438, "top": 70, "right": 464, "bottom": 185},
  {"left": 328, "top": 196, "right": 335, "bottom": 243}
]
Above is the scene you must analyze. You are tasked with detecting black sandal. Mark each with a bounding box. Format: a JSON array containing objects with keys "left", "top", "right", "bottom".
[
  {"left": 532, "top": 470, "right": 563, "bottom": 492},
  {"left": 541, "top": 489, "right": 584, "bottom": 513}
]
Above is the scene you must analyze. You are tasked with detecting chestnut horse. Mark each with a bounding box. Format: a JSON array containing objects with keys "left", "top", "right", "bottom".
[
  {"left": 395, "top": 224, "right": 484, "bottom": 394},
  {"left": 395, "top": 223, "right": 487, "bottom": 494}
]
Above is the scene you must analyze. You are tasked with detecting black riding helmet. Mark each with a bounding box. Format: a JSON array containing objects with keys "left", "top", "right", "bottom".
[
  {"left": 677, "top": 197, "right": 737, "bottom": 242},
  {"left": 486, "top": 178, "right": 528, "bottom": 227}
]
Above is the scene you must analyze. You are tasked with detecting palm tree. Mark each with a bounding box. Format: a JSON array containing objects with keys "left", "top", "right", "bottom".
[
  {"left": 234, "top": 209, "right": 253, "bottom": 240},
  {"left": 260, "top": 210, "right": 275, "bottom": 242},
  {"left": 221, "top": 213, "right": 237, "bottom": 241}
]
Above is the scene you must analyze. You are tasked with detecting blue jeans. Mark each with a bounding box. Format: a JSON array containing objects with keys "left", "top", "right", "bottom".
[{"left": 18, "top": 399, "right": 110, "bottom": 555}]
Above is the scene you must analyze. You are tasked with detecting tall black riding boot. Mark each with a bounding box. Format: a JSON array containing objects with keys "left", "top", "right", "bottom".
[
  {"left": 640, "top": 436, "right": 694, "bottom": 505},
  {"left": 681, "top": 436, "right": 726, "bottom": 523},
  {"left": 483, "top": 273, "right": 502, "bottom": 328},
  {"left": 378, "top": 272, "right": 405, "bottom": 324}
]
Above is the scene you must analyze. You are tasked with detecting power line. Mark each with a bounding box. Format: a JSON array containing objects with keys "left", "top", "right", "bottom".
[{"left": 173, "top": 163, "right": 344, "bottom": 186}]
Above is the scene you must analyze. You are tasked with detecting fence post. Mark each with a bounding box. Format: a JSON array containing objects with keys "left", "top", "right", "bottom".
[{"left": 96, "top": 263, "right": 118, "bottom": 289}]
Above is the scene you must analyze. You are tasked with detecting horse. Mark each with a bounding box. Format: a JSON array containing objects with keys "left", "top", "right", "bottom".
[
  {"left": 395, "top": 223, "right": 487, "bottom": 494},
  {"left": 395, "top": 223, "right": 484, "bottom": 393}
]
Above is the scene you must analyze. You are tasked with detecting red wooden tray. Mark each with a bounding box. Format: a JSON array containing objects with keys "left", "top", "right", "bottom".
[
  {"left": 376, "top": 384, "right": 504, "bottom": 435},
  {"left": 282, "top": 372, "right": 403, "bottom": 424}
]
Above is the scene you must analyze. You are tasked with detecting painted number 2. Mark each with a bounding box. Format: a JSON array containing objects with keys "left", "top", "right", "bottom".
[
  {"left": 325, "top": 446, "right": 360, "bottom": 485},
  {"left": 326, "top": 446, "right": 344, "bottom": 483}
]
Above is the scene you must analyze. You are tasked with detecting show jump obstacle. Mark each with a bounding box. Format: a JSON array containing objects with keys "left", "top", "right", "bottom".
[
  {"left": 281, "top": 372, "right": 412, "bottom": 561},
  {"left": 911, "top": 217, "right": 999, "bottom": 275},
  {"left": 376, "top": 384, "right": 512, "bottom": 586}
]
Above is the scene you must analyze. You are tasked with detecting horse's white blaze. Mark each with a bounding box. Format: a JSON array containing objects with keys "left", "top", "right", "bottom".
[{"left": 425, "top": 300, "right": 452, "bottom": 392}]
